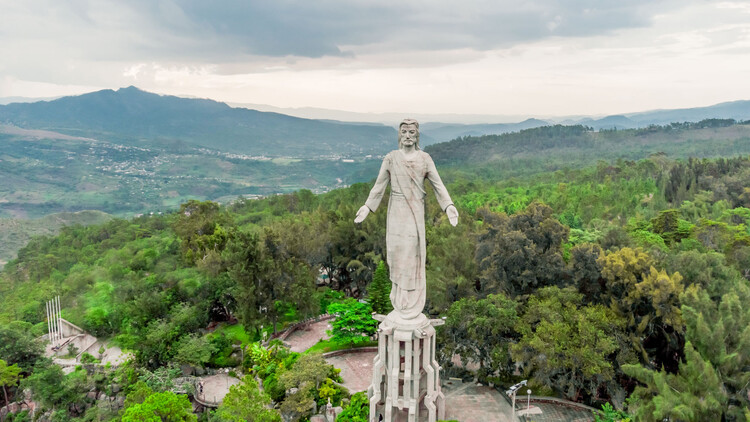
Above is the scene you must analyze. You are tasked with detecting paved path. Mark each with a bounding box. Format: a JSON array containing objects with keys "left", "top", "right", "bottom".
[
  {"left": 324, "top": 351, "right": 377, "bottom": 393},
  {"left": 442, "top": 381, "right": 515, "bottom": 422},
  {"left": 285, "top": 320, "right": 332, "bottom": 353},
  {"left": 195, "top": 374, "right": 240, "bottom": 406},
  {"left": 520, "top": 401, "right": 595, "bottom": 422}
]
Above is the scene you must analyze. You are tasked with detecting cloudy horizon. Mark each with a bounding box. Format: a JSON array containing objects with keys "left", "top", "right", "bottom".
[{"left": 2, "top": 0, "right": 750, "bottom": 118}]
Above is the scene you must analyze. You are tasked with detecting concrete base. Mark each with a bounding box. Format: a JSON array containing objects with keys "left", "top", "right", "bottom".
[{"left": 368, "top": 311, "right": 445, "bottom": 422}]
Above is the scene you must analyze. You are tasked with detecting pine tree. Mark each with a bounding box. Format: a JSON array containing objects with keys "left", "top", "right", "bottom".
[
  {"left": 368, "top": 261, "right": 392, "bottom": 315},
  {"left": 623, "top": 342, "right": 727, "bottom": 421},
  {"left": 624, "top": 281, "right": 750, "bottom": 421}
]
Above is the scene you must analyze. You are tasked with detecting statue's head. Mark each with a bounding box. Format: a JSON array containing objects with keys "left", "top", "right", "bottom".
[{"left": 398, "top": 118, "right": 420, "bottom": 150}]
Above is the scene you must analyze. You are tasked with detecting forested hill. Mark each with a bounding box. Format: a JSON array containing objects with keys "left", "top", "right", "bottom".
[
  {"left": 0, "top": 87, "right": 395, "bottom": 157},
  {"left": 426, "top": 120, "right": 750, "bottom": 178},
  {"left": 2, "top": 149, "right": 750, "bottom": 419},
  {"left": 0, "top": 210, "right": 112, "bottom": 269}
]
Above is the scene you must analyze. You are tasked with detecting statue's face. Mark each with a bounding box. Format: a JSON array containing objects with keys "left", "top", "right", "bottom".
[{"left": 399, "top": 124, "right": 418, "bottom": 148}]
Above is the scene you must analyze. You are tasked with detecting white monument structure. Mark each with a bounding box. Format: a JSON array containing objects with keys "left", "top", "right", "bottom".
[
  {"left": 46, "top": 296, "right": 63, "bottom": 348},
  {"left": 355, "top": 119, "right": 458, "bottom": 422}
]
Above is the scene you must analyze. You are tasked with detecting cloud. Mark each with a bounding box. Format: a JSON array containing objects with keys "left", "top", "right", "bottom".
[
  {"left": 0, "top": 0, "right": 674, "bottom": 64},
  {"left": 1, "top": 0, "right": 749, "bottom": 117},
  {"left": 152, "top": 0, "right": 670, "bottom": 58}
]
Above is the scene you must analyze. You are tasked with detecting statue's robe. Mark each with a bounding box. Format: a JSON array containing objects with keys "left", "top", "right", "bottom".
[{"left": 365, "top": 150, "right": 454, "bottom": 319}]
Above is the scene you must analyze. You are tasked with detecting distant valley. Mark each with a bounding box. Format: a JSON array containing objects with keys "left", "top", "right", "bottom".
[{"left": 0, "top": 126, "right": 379, "bottom": 219}]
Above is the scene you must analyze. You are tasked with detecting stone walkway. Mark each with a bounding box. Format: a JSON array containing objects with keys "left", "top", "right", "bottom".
[
  {"left": 285, "top": 320, "right": 332, "bottom": 353},
  {"left": 442, "top": 381, "right": 514, "bottom": 422},
  {"left": 195, "top": 373, "right": 240, "bottom": 406},
  {"left": 518, "top": 401, "right": 595, "bottom": 422},
  {"left": 324, "top": 351, "right": 377, "bottom": 393}
]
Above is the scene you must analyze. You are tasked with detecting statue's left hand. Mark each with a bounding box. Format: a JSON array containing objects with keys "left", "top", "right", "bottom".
[
  {"left": 446, "top": 205, "right": 459, "bottom": 226},
  {"left": 354, "top": 205, "right": 370, "bottom": 223}
]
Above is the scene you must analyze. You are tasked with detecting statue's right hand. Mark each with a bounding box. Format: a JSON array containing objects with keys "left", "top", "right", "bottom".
[{"left": 354, "top": 205, "right": 370, "bottom": 223}]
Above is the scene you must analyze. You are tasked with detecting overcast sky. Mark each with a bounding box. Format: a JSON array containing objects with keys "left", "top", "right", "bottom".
[{"left": 1, "top": 0, "right": 749, "bottom": 118}]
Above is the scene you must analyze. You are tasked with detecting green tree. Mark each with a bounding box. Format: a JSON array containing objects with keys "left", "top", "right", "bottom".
[
  {"left": 511, "top": 286, "right": 628, "bottom": 401},
  {"left": 336, "top": 391, "right": 369, "bottom": 422},
  {"left": 425, "top": 213, "right": 478, "bottom": 314},
  {"left": 599, "top": 248, "right": 685, "bottom": 371},
  {"left": 216, "top": 377, "right": 281, "bottom": 422},
  {"left": 0, "top": 321, "right": 44, "bottom": 371},
  {"left": 650, "top": 209, "right": 693, "bottom": 245},
  {"left": 137, "top": 364, "right": 182, "bottom": 393},
  {"left": 122, "top": 381, "right": 154, "bottom": 409},
  {"left": 173, "top": 333, "right": 216, "bottom": 368},
  {"left": 278, "top": 354, "right": 338, "bottom": 421},
  {"left": 598, "top": 247, "right": 654, "bottom": 301},
  {"left": 326, "top": 299, "right": 378, "bottom": 347},
  {"left": 594, "top": 403, "right": 632, "bottom": 422},
  {"left": 173, "top": 200, "right": 232, "bottom": 265},
  {"left": 679, "top": 282, "right": 750, "bottom": 420},
  {"left": 569, "top": 243, "right": 604, "bottom": 303},
  {"left": 121, "top": 391, "right": 196, "bottom": 422},
  {"left": 475, "top": 203, "right": 569, "bottom": 297},
  {"left": 323, "top": 203, "right": 385, "bottom": 296},
  {"left": 317, "top": 377, "right": 346, "bottom": 407},
  {"left": 225, "top": 229, "right": 317, "bottom": 334},
  {"left": 21, "top": 362, "right": 89, "bottom": 413},
  {"left": 0, "top": 359, "right": 21, "bottom": 405},
  {"left": 439, "top": 293, "right": 519, "bottom": 380},
  {"left": 136, "top": 304, "right": 207, "bottom": 367},
  {"left": 279, "top": 354, "right": 335, "bottom": 393},
  {"left": 665, "top": 250, "right": 741, "bottom": 301},
  {"left": 367, "top": 261, "right": 392, "bottom": 315}
]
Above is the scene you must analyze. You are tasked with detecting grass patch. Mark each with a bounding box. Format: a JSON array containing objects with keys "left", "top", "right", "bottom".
[
  {"left": 211, "top": 322, "right": 252, "bottom": 347},
  {"left": 304, "top": 339, "right": 377, "bottom": 355}
]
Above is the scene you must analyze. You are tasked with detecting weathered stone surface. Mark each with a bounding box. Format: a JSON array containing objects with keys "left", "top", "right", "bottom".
[{"left": 355, "top": 119, "right": 457, "bottom": 319}]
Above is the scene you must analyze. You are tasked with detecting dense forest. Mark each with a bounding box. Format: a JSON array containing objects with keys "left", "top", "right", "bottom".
[{"left": 1, "top": 122, "right": 750, "bottom": 421}]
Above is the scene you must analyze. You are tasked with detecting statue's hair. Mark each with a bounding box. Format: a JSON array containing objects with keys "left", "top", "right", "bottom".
[{"left": 398, "top": 118, "right": 420, "bottom": 150}]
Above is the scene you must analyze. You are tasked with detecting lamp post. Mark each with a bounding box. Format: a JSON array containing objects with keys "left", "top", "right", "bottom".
[{"left": 505, "top": 380, "right": 527, "bottom": 421}]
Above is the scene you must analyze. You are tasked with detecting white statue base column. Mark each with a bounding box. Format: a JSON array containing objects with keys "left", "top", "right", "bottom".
[{"left": 368, "top": 312, "right": 445, "bottom": 422}]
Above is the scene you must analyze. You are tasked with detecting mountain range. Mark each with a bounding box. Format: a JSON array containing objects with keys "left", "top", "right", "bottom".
[
  {"left": 2, "top": 87, "right": 748, "bottom": 150},
  {"left": 0, "top": 87, "right": 395, "bottom": 157},
  {"left": 422, "top": 101, "right": 750, "bottom": 142}
]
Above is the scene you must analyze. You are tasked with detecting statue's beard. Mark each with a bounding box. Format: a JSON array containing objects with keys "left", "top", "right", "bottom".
[{"left": 399, "top": 139, "right": 418, "bottom": 148}]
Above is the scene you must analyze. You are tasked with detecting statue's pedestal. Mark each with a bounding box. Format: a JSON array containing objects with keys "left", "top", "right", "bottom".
[{"left": 368, "top": 312, "right": 445, "bottom": 422}]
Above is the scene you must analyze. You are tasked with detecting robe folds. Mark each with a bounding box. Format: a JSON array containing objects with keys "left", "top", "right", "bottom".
[{"left": 364, "top": 150, "right": 454, "bottom": 319}]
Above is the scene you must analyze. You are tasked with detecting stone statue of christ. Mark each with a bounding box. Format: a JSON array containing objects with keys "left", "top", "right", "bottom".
[{"left": 354, "top": 119, "right": 458, "bottom": 319}]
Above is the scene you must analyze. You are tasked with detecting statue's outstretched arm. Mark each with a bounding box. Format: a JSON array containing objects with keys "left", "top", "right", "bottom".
[
  {"left": 355, "top": 155, "right": 390, "bottom": 223},
  {"left": 425, "top": 154, "right": 458, "bottom": 226}
]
